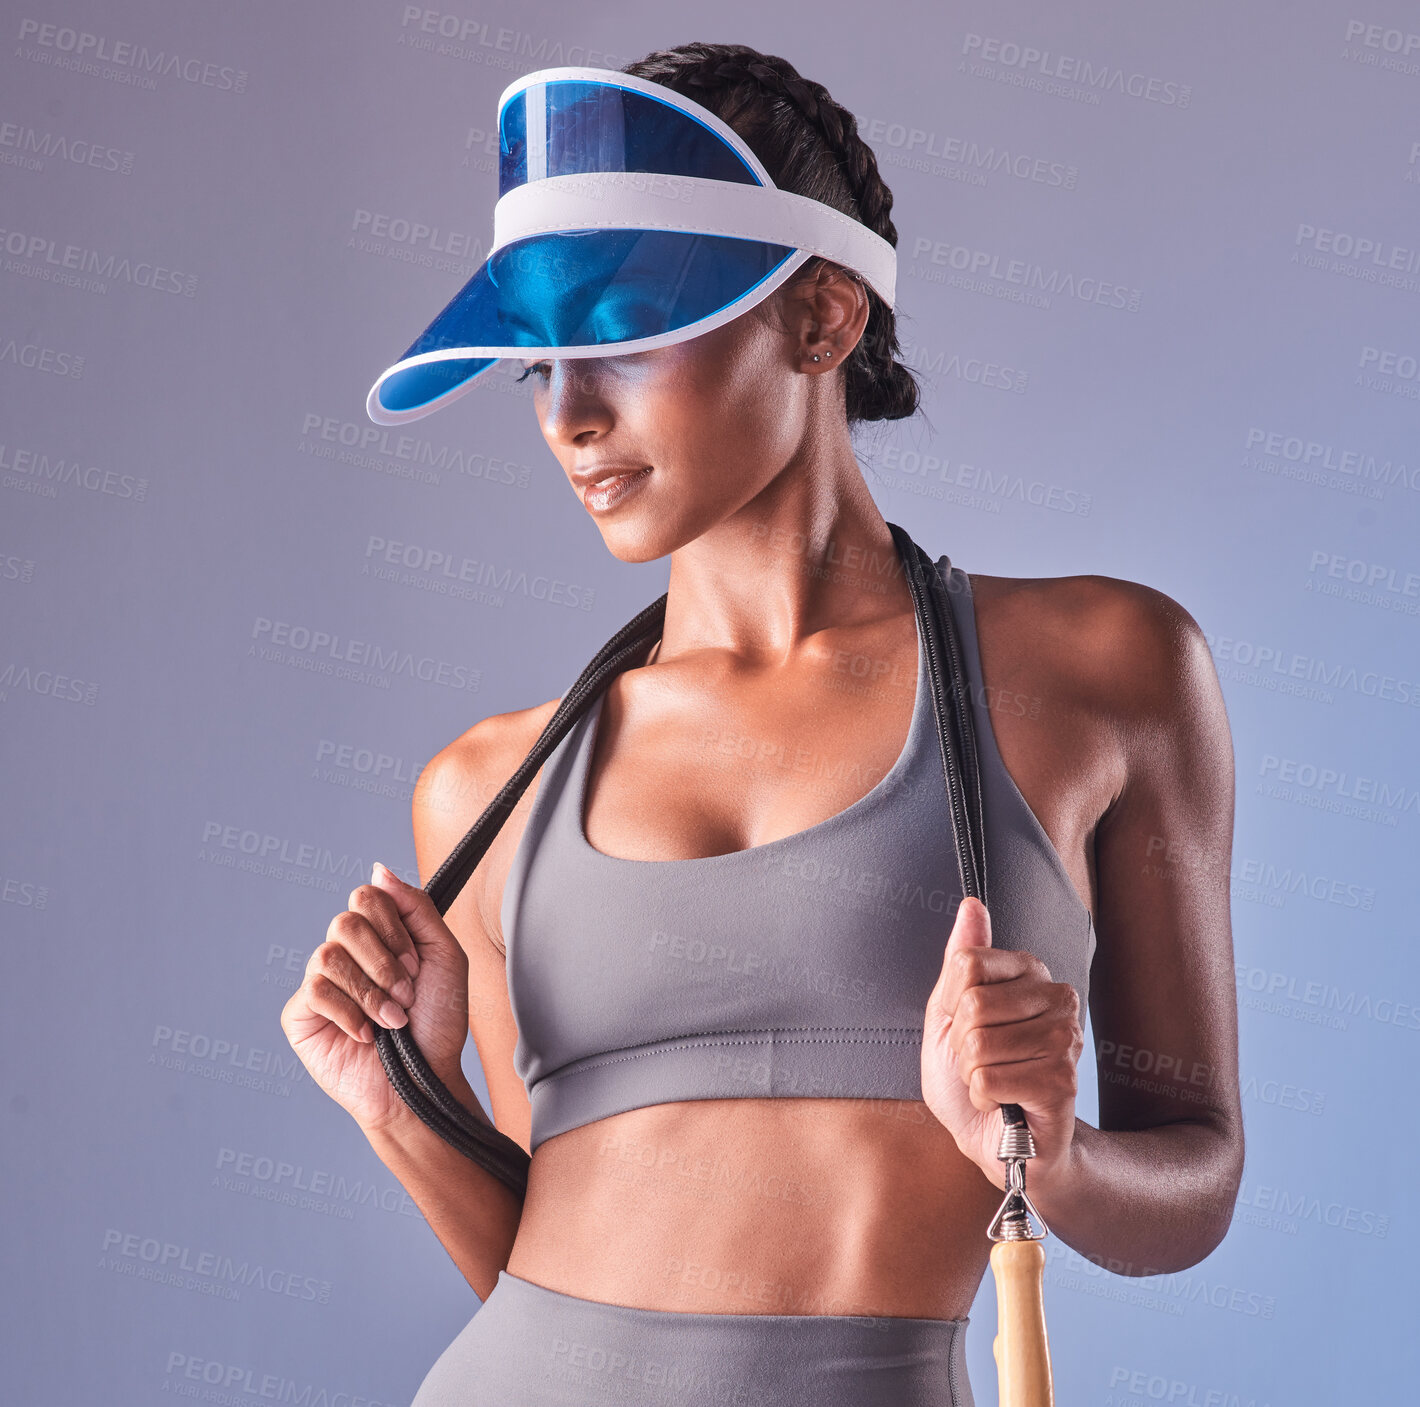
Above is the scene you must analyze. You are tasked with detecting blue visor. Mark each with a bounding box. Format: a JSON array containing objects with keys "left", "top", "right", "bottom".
[{"left": 366, "top": 67, "right": 894, "bottom": 426}]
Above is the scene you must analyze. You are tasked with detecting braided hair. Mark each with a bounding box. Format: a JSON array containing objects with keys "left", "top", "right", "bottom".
[{"left": 623, "top": 42, "right": 921, "bottom": 426}]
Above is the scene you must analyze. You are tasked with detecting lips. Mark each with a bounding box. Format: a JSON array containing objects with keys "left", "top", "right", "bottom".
[
  {"left": 574, "top": 463, "right": 650, "bottom": 488},
  {"left": 581, "top": 465, "right": 652, "bottom": 512}
]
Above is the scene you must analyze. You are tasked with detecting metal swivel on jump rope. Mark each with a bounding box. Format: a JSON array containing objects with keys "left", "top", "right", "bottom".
[
  {"left": 986, "top": 1106, "right": 1056, "bottom": 1405},
  {"left": 986, "top": 1108, "right": 1050, "bottom": 1243}
]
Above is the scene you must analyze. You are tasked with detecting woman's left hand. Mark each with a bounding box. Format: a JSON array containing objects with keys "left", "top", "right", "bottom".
[{"left": 920, "top": 897, "right": 1084, "bottom": 1192}]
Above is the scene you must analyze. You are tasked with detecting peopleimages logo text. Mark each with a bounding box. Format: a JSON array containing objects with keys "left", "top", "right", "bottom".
[
  {"left": 1206, "top": 633, "right": 1420, "bottom": 707},
  {"left": 15, "top": 19, "right": 248, "bottom": 91},
  {"left": 248, "top": 617, "right": 478, "bottom": 690}
]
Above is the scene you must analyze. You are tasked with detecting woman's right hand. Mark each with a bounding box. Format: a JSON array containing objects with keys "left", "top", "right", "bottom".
[{"left": 280, "top": 862, "right": 471, "bottom": 1133}]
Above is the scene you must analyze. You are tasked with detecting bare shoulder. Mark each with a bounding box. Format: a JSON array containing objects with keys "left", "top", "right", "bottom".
[
  {"left": 413, "top": 695, "right": 563, "bottom": 828},
  {"left": 967, "top": 570, "right": 1222, "bottom": 736},
  {"left": 411, "top": 695, "right": 563, "bottom": 948}
]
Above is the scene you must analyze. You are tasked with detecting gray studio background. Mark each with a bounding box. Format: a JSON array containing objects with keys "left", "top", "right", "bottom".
[{"left": 4, "top": 1, "right": 1418, "bottom": 1403}]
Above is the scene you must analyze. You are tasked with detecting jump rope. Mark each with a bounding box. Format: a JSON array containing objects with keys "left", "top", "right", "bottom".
[{"left": 372, "top": 520, "right": 1054, "bottom": 1405}]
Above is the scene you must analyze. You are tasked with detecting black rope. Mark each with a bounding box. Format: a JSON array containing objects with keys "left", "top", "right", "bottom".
[
  {"left": 888, "top": 526, "right": 1023, "bottom": 1135},
  {"left": 371, "top": 595, "right": 668, "bottom": 1197}
]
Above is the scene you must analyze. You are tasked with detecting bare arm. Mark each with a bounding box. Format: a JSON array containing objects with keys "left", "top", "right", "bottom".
[
  {"left": 360, "top": 1066, "right": 523, "bottom": 1300},
  {"left": 355, "top": 713, "right": 551, "bottom": 1297},
  {"left": 1021, "top": 583, "right": 1243, "bottom": 1274}
]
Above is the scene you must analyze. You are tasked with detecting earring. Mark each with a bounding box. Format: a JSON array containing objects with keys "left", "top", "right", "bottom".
[{"left": 812, "top": 354, "right": 821, "bottom": 363}]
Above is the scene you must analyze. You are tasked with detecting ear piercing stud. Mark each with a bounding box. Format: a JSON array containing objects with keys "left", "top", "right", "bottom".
[{"left": 810, "top": 351, "right": 834, "bottom": 363}]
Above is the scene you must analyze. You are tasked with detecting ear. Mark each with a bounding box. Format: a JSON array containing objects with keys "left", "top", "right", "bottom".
[{"left": 786, "top": 261, "right": 871, "bottom": 369}]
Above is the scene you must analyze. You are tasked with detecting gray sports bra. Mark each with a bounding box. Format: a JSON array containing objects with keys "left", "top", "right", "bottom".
[{"left": 501, "top": 556, "right": 1095, "bottom": 1152}]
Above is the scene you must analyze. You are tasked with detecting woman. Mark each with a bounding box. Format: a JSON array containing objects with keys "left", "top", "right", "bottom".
[{"left": 281, "top": 41, "right": 1243, "bottom": 1407}]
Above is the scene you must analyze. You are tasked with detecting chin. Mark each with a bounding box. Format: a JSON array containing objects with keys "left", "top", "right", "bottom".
[
  {"left": 595, "top": 518, "right": 675, "bottom": 565},
  {"left": 596, "top": 499, "right": 710, "bottom": 564}
]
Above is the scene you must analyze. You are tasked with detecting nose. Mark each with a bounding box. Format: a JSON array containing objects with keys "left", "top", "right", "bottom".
[{"left": 539, "top": 358, "right": 614, "bottom": 445}]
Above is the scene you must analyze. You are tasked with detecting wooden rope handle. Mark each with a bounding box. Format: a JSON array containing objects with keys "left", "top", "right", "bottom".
[{"left": 990, "top": 1239, "right": 1055, "bottom": 1407}]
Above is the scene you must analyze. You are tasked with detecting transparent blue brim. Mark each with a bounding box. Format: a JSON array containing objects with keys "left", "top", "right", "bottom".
[{"left": 371, "top": 227, "right": 797, "bottom": 418}]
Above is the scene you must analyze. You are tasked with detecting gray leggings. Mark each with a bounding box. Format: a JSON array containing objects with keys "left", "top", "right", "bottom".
[{"left": 411, "top": 1270, "right": 975, "bottom": 1407}]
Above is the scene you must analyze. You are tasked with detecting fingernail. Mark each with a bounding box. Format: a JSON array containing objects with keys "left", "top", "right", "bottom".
[
  {"left": 379, "top": 999, "right": 407, "bottom": 1028},
  {"left": 400, "top": 950, "right": 420, "bottom": 979},
  {"left": 391, "top": 976, "right": 415, "bottom": 1006}
]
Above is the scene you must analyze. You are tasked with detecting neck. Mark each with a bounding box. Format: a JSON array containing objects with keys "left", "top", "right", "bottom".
[{"left": 658, "top": 466, "right": 914, "bottom": 667}]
